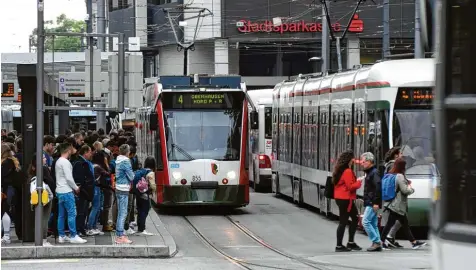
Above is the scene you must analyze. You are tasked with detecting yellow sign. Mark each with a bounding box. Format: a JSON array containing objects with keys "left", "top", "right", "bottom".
[{"left": 177, "top": 94, "right": 225, "bottom": 105}]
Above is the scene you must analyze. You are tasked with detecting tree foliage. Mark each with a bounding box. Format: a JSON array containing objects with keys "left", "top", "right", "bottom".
[{"left": 31, "top": 14, "right": 86, "bottom": 52}]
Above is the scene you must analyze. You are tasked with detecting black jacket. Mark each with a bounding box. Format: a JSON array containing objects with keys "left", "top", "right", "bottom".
[
  {"left": 363, "top": 166, "right": 382, "bottom": 207},
  {"left": 72, "top": 157, "right": 95, "bottom": 201}
]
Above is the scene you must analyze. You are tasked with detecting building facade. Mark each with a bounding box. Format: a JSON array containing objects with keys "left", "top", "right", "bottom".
[{"left": 108, "top": 0, "right": 417, "bottom": 87}]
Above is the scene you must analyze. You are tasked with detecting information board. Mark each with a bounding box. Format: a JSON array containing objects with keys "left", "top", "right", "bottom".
[
  {"left": 163, "top": 92, "right": 243, "bottom": 109},
  {"left": 395, "top": 87, "right": 434, "bottom": 108},
  {"left": 2, "top": 83, "right": 15, "bottom": 98}
]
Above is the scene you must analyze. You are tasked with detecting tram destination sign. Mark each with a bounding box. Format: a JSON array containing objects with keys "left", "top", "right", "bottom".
[
  {"left": 395, "top": 87, "right": 434, "bottom": 108},
  {"left": 163, "top": 92, "right": 241, "bottom": 109}
]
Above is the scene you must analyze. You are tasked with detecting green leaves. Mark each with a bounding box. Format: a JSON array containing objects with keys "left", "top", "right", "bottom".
[{"left": 31, "top": 13, "right": 86, "bottom": 52}]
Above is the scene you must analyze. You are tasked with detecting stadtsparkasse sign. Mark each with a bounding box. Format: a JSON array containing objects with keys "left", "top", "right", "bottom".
[{"left": 237, "top": 15, "right": 364, "bottom": 34}]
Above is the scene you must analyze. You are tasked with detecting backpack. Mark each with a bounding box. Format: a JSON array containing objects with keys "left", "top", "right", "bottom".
[
  {"left": 132, "top": 168, "right": 151, "bottom": 194},
  {"left": 381, "top": 174, "right": 398, "bottom": 202},
  {"left": 324, "top": 176, "right": 334, "bottom": 199}
]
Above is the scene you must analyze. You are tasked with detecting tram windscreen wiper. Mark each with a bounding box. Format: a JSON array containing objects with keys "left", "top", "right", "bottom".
[{"left": 171, "top": 143, "right": 195, "bottom": 161}]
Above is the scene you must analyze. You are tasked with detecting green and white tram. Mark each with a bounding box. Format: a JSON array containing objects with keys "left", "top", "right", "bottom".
[{"left": 272, "top": 58, "right": 436, "bottom": 228}]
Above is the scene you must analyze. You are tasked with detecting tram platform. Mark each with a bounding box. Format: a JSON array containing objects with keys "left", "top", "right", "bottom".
[{"left": 1, "top": 209, "right": 177, "bottom": 260}]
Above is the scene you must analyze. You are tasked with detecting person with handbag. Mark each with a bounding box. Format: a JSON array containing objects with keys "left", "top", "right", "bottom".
[{"left": 28, "top": 154, "right": 54, "bottom": 246}]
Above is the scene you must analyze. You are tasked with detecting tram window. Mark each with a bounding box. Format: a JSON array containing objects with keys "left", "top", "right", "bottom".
[
  {"left": 444, "top": 109, "right": 476, "bottom": 225},
  {"left": 264, "top": 107, "right": 272, "bottom": 139},
  {"left": 365, "top": 109, "right": 389, "bottom": 169}
]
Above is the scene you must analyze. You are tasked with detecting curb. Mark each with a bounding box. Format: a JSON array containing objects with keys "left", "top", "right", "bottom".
[
  {"left": 149, "top": 210, "right": 178, "bottom": 257},
  {"left": 1, "top": 245, "right": 169, "bottom": 259}
]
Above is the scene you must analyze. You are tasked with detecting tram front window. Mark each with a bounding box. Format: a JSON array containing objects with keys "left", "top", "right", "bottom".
[
  {"left": 393, "top": 110, "right": 435, "bottom": 175},
  {"left": 164, "top": 110, "right": 242, "bottom": 161}
]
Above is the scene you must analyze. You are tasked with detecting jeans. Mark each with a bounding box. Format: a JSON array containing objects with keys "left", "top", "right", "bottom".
[
  {"left": 75, "top": 196, "right": 89, "bottom": 234},
  {"left": 124, "top": 193, "right": 135, "bottom": 230},
  {"left": 381, "top": 210, "right": 415, "bottom": 243},
  {"left": 115, "top": 191, "right": 129, "bottom": 237},
  {"left": 87, "top": 186, "right": 101, "bottom": 230},
  {"left": 57, "top": 192, "right": 78, "bottom": 238},
  {"left": 136, "top": 196, "right": 150, "bottom": 232},
  {"left": 362, "top": 206, "right": 381, "bottom": 244},
  {"left": 335, "top": 199, "right": 358, "bottom": 246}
]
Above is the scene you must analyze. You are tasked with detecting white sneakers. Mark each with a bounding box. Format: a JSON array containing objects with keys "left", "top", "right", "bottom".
[
  {"left": 43, "top": 239, "right": 53, "bottom": 246},
  {"left": 125, "top": 228, "right": 136, "bottom": 235},
  {"left": 1, "top": 236, "right": 11, "bottom": 244},
  {"left": 58, "top": 235, "right": 87, "bottom": 244},
  {"left": 86, "top": 229, "right": 105, "bottom": 236},
  {"left": 139, "top": 230, "right": 154, "bottom": 236}
]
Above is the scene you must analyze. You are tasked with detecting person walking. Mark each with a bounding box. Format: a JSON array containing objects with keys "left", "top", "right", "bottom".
[
  {"left": 115, "top": 144, "right": 134, "bottom": 244},
  {"left": 382, "top": 147, "right": 404, "bottom": 248},
  {"left": 360, "top": 152, "right": 382, "bottom": 252},
  {"left": 381, "top": 158, "right": 427, "bottom": 249},
  {"left": 333, "top": 150, "right": 362, "bottom": 252}
]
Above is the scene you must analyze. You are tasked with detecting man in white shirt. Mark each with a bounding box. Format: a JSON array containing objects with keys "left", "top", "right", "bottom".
[{"left": 55, "top": 143, "right": 87, "bottom": 244}]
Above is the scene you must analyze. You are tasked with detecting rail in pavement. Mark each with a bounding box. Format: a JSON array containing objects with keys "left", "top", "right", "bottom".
[{"left": 1, "top": 209, "right": 177, "bottom": 259}]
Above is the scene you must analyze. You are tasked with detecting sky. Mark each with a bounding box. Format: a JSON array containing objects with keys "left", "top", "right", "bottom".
[{"left": 0, "top": 0, "right": 87, "bottom": 53}]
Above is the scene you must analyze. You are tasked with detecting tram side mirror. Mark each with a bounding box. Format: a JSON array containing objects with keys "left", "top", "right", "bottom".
[
  {"left": 250, "top": 111, "right": 259, "bottom": 129},
  {"left": 149, "top": 112, "right": 158, "bottom": 131}
]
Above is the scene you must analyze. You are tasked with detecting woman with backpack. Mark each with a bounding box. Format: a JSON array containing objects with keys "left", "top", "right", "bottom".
[
  {"left": 380, "top": 158, "right": 427, "bottom": 249},
  {"left": 333, "top": 150, "right": 363, "bottom": 252},
  {"left": 133, "top": 156, "right": 157, "bottom": 236},
  {"left": 28, "top": 153, "right": 55, "bottom": 246}
]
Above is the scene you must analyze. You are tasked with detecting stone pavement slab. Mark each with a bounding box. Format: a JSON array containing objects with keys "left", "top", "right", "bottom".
[{"left": 1, "top": 209, "right": 176, "bottom": 260}]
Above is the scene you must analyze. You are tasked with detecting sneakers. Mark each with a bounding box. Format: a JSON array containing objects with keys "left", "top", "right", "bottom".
[
  {"left": 86, "top": 229, "right": 100, "bottom": 236},
  {"left": 346, "top": 242, "right": 362, "bottom": 251},
  {"left": 42, "top": 239, "right": 53, "bottom": 247},
  {"left": 70, "top": 235, "right": 87, "bottom": 244},
  {"left": 335, "top": 245, "right": 351, "bottom": 252},
  {"left": 367, "top": 242, "right": 382, "bottom": 252},
  {"left": 1, "top": 236, "right": 11, "bottom": 244},
  {"left": 386, "top": 237, "right": 404, "bottom": 248},
  {"left": 58, "top": 236, "right": 71, "bottom": 243},
  {"left": 139, "top": 230, "right": 154, "bottom": 236},
  {"left": 125, "top": 228, "right": 136, "bottom": 235},
  {"left": 115, "top": 236, "right": 132, "bottom": 244},
  {"left": 412, "top": 240, "right": 427, "bottom": 249},
  {"left": 94, "top": 229, "right": 105, "bottom": 235},
  {"left": 381, "top": 243, "right": 391, "bottom": 250}
]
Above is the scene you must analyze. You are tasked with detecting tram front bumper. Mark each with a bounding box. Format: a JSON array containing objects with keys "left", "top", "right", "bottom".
[{"left": 159, "top": 184, "right": 249, "bottom": 207}]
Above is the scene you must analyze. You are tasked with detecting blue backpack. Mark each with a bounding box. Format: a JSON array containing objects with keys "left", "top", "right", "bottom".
[
  {"left": 132, "top": 168, "right": 151, "bottom": 194},
  {"left": 381, "top": 174, "right": 397, "bottom": 201}
]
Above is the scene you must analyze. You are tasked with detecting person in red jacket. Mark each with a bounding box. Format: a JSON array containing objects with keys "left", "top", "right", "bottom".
[{"left": 333, "top": 150, "right": 363, "bottom": 252}]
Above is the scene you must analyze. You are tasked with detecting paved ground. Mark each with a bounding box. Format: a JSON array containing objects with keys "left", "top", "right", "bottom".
[
  {"left": 1, "top": 209, "right": 174, "bottom": 259},
  {"left": 2, "top": 191, "right": 431, "bottom": 270}
]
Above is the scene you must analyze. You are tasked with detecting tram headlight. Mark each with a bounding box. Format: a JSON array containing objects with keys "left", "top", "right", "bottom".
[
  {"left": 172, "top": 171, "right": 182, "bottom": 180},
  {"left": 226, "top": 171, "right": 236, "bottom": 180}
]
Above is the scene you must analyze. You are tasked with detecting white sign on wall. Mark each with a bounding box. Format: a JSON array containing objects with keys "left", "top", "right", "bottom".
[{"left": 58, "top": 72, "right": 85, "bottom": 94}]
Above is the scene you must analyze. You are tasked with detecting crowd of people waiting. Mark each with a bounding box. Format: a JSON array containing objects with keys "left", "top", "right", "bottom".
[{"left": 1, "top": 128, "right": 157, "bottom": 245}]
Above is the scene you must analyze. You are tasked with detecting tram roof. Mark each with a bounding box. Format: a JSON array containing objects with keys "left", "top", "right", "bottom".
[{"left": 273, "top": 58, "right": 435, "bottom": 96}]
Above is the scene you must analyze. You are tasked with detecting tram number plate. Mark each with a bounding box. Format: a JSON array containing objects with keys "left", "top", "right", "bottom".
[{"left": 192, "top": 175, "right": 201, "bottom": 182}]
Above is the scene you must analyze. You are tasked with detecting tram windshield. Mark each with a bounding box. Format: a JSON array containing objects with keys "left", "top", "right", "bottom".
[
  {"left": 393, "top": 110, "right": 435, "bottom": 175},
  {"left": 163, "top": 110, "right": 243, "bottom": 161}
]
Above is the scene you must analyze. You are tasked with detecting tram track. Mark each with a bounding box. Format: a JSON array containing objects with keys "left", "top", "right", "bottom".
[
  {"left": 224, "top": 215, "right": 382, "bottom": 270},
  {"left": 184, "top": 215, "right": 330, "bottom": 270}
]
